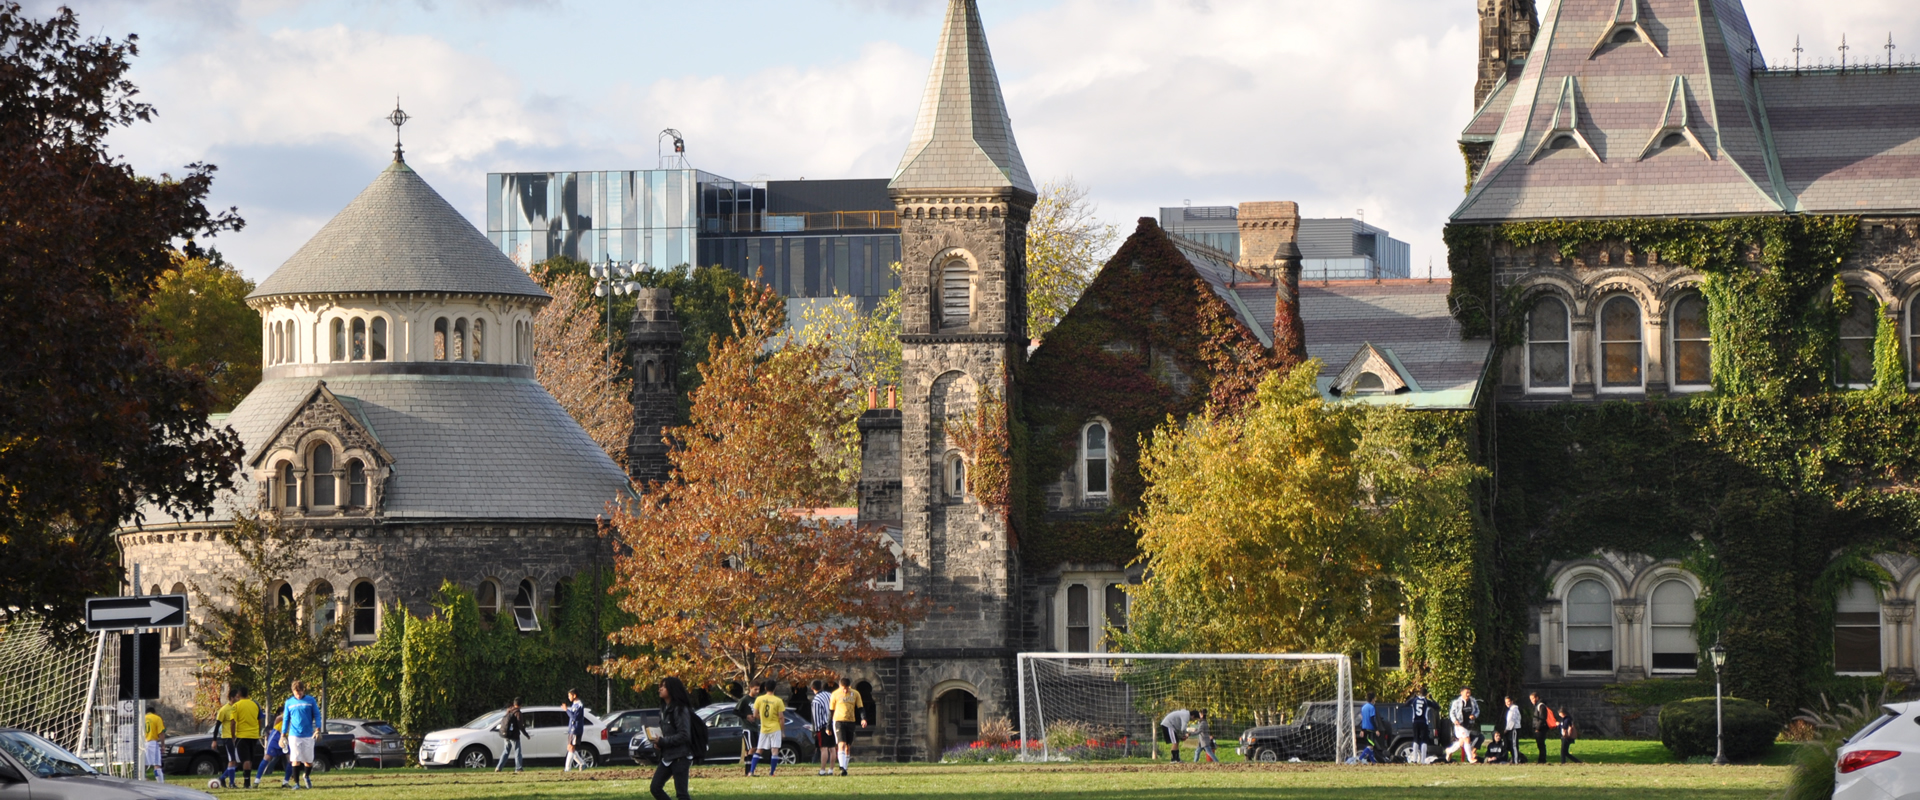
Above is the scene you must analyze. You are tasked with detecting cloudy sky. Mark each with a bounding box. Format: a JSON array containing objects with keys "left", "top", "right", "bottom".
[{"left": 28, "top": 0, "right": 1920, "bottom": 283}]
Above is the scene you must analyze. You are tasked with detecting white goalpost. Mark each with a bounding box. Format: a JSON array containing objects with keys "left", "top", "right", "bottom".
[{"left": 1016, "top": 652, "right": 1354, "bottom": 764}]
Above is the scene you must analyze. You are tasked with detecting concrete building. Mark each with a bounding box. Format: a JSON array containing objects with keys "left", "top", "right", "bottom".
[{"left": 1159, "top": 206, "right": 1413, "bottom": 280}]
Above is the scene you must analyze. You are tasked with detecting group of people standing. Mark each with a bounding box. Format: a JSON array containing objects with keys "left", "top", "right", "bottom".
[
  {"left": 1380, "top": 687, "right": 1580, "bottom": 765},
  {"left": 155, "top": 680, "right": 321, "bottom": 789},
  {"left": 643, "top": 675, "right": 867, "bottom": 800}
]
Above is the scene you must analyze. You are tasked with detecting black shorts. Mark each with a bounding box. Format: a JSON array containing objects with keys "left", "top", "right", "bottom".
[
  {"left": 834, "top": 721, "right": 859, "bottom": 743},
  {"left": 815, "top": 729, "right": 834, "bottom": 750},
  {"left": 232, "top": 739, "right": 262, "bottom": 763}
]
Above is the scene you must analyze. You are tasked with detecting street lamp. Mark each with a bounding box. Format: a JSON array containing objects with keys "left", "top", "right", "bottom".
[
  {"left": 1710, "top": 637, "right": 1729, "bottom": 766},
  {"left": 591, "top": 257, "right": 644, "bottom": 367},
  {"left": 602, "top": 649, "right": 614, "bottom": 715},
  {"left": 320, "top": 651, "right": 332, "bottom": 726}
]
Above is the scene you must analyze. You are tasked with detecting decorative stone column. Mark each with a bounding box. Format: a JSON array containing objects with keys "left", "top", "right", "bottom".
[
  {"left": 1615, "top": 599, "right": 1646, "bottom": 681},
  {"left": 1571, "top": 318, "right": 1597, "bottom": 400},
  {"left": 1540, "top": 599, "right": 1563, "bottom": 680},
  {"left": 1885, "top": 599, "right": 1916, "bottom": 682}
]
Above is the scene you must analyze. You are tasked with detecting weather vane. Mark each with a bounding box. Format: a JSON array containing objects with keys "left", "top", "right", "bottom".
[{"left": 387, "top": 98, "right": 410, "bottom": 162}]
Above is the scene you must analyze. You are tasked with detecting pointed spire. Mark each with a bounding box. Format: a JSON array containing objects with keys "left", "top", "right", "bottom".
[{"left": 891, "top": 0, "right": 1034, "bottom": 194}]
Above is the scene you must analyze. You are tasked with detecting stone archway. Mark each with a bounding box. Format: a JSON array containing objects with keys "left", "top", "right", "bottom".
[{"left": 927, "top": 681, "right": 979, "bottom": 759}]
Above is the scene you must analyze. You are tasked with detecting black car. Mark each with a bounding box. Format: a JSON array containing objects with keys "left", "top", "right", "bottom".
[
  {"left": 628, "top": 704, "right": 816, "bottom": 766},
  {"left": 0, "top": 727, "right": 216, "bottom": 800},
  {"left": 601, "top": 709, "right": 660, "bottom": 765},
  {"left": 161, "top": 722, "right": 357, "bottom": 776},
  {"left": 1238, "top": 701, "right": 1465, "bottom": 763}
]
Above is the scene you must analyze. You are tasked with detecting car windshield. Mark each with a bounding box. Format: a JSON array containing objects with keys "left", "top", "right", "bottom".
[
  {"left": 365, "top": 722, "right": 398, "bottom": 736},
  {"left": 0, "top": 731, "right": 95, "bottom": 778},
  {"left": 1849, "top": 710, "right": 1900, "bottom": 744},
  {"left": 462, "top": 711, "right": 505, "bottom": 731}
]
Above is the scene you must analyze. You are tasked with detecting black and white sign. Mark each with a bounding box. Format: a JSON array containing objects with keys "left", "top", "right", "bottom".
[{"left": 85, "top": 595, "right": 188, "bottom": 631}]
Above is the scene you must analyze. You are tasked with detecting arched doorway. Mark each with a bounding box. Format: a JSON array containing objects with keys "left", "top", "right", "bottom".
[{"left": 927, "top": 682, "right": 978, "bottom": 759}]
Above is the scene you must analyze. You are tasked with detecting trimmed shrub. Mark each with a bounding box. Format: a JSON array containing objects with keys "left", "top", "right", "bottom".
[{"left": 1659, "top": 697, "right": 1779, "bottom": 762}]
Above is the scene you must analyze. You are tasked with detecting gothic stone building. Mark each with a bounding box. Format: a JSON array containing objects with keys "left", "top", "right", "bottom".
[{"left": 118, "top": 152, "right": 633, "bottom": 727}]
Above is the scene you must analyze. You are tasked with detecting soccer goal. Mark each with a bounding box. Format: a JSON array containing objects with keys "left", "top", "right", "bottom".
[
  {"left": 0, "top": 617, "right": 116, "bottom": 761},
  {"left": 1016, "top": 653, "right": 1353, "bottom": 764}
]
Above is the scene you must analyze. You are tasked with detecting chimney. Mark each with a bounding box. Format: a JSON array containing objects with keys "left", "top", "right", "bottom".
[{"left": 1236, "top": 201, "right": 1306, "bottom": 364}]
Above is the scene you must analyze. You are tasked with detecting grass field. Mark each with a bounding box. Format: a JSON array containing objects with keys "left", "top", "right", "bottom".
[{"left": 172, "top": 740, "right": 1794, "bottom": 800}]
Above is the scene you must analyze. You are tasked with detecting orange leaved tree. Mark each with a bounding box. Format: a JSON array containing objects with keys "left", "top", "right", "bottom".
[{"left": 606, "top": 285, "right": 923, "bottom": 688}]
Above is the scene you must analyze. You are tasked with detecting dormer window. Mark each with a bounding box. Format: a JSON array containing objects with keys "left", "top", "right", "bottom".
[
  {"left": 310, "top": 443, "right": 336, "bottom": 507},
  {"left": 277, "top": 461, "right": 297, "bottom": 508},
  {"left": 347, "top": 459, "right": 367, "bottom": 507},
  {"left": 1353, "top": 372, "right": 1388, "bottom": 394}
]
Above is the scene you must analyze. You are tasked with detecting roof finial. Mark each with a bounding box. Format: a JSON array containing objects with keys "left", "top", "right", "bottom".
[{"left": 387, "top": 98, "right": 411, "bottom": 163}]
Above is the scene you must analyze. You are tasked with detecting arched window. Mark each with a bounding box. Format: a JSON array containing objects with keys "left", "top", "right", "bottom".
[
  {"left": 1082, "top": 422, "right": 1110, "bottom": 498},
  {"left": 1838, "top": 290, "right": 1878, "bottom": 387},
  {"left": 1671, "top": 294, "right": 1711, "bottom": 389},
  {"left": 1600, "top": 296, "right": 1644, "bottom": 389},
  {"left": 350, "top": 581, "right": 377, "bottom": 640},
  {"left": 940, "top": 260, "right": 971, "bottom": 329},
  {"left": 1066, "top": 584, "right": 1090, "bottom": 652},
  {"left": 310, "top": 443, "right": 336, "bottom": 507},
  {"left": 477, "top": 580, "right": 500, "bottom": 619},
  {"left": 168, "top": 582, "right": 187, "bottom": 651},
  {"left": 1836, "top": 580, "right": 1882, "bottom": 674},
  {"left": 433, "top": 318, "right": 448, "bottom": 361},
  {"left": 276, "top": 582, "right": 295, "bottom": 610},
  {"left": 1566, "top": 579, "right": 1614, "bottom": 673},
  {"left": 512, "top": 579, "right": 539, "bottom": 632},
  {"left": 1105, "top": 583, "right": 1127, "bottom": 635},
  {"left": 452, "top": 318, "right": 468, "bottom": 361},
  {"left": 517, "top": 321, "right": 533, "bottom": 366},
  {"left": 330, "top": 318, "right": 346, "bottom": 362},
  {"left": 283, "top": 321, "right": 295, "bottom": 364},
  {"left": 471, "top": 319, "right": 485, "bottom": 362},
  {"left": 350, "top": 318, "right": 367, "bottom": 361},
  {"left": 854, "top": 680, "right": 877, "bottom": 727},
  {"left": 347, "top": 459, "right": 367, "bottom": 508},
  {"left": 643, "top": 361, "right": 656, "bottom": 384},
  {"left": 1650, "top": 580, "right": 1698, "bottom": 672},
  {"left": 945, "top": 453, "right": 967, "bottom": 502},
  {"left": 1353, "top": 372, "right": 1388, "bottom": 394},
  {"left": 1527, "top": 296, "right": 1571, "bottom": 390},
  {"left": 277, "top": 461, "right": 297, "bottom": 509},
  {"left": 309, "top": 582, "right": 335, "bottom": 638},
  {"left": 370, "top": 317, "right": 388, "bottom": 361}
]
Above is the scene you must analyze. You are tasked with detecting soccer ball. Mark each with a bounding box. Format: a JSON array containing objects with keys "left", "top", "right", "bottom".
[{"left": 207, "top": 778, "right": 222, "bottom": 790}]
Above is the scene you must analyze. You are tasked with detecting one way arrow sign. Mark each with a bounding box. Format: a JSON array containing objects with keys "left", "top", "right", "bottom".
[{"left": 85, "top": 595, "right": 188, "bottom": 631}]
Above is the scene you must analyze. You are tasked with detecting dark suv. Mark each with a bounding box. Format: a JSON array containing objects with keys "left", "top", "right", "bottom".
[{"left": 1237, "top": 701, "right": 1464, "bottom": 763}]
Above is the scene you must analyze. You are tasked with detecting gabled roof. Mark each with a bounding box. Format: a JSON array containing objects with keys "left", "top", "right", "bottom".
[
  {"left": 246, "top": 381, "right": 393, "bottom": 468},
  {"left": 250, "top": 160, "right": 550, "bottom": 301},
  {"left": 890, "top": 0, "right": 1034, "bottom": 193},
  {"left": 1299, "top": 280, "right": 1493, "bottom": 409}
]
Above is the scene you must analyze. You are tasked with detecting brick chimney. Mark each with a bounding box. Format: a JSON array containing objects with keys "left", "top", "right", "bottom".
[{"left": 1236, "top": 201, "right": 1306, "bottom": 363}]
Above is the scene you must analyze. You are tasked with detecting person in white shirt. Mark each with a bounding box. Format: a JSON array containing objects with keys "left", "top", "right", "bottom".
[
  {"left": 1503, "top": 696, "right": 1524, "bottom": 763},
  {"left": 1443, "top": 688, "right": 1479, "bottom": 764}
]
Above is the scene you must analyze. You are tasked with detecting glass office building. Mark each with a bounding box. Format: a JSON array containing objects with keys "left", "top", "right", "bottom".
[
  {"left": 1158, "top": 206, "right": 1412, "bottom": 280},
  {"left": 488, "top": 170, "right": 900, "bottom": 310}
]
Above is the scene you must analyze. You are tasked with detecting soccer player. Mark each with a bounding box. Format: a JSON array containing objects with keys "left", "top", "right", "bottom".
[
  {"left": 1160, "top": 708, "right": 1191, "bottom": 763},
  {"left": 227, "top": 685, "right": 262, "bottom": 788},
  {"left": 214, "top": 690, "right": 236, "bottom": 787},
  {"left": 563, "top": 689, "right": 589, "bottom": 771},
  {"left": 810, "top": 680, "right": 835, "bottom": 776},
  {"left": 829, "top": 677, "right": 864, "bottom": 776},
  {"left": 748, "top": 679, "right": 786, "bottom": 776},
  {"left": 142, "top": 708, "right": 165, "bottom": 783},
  {"left": 283, "top": 680, "right": 320, "bottom": 790},
  {"left": 1443, "top": 687, "right": 1480, "bottom": 764},
  {"left": 1409, "top": 687, "right": 1435, "bottom": 763}
]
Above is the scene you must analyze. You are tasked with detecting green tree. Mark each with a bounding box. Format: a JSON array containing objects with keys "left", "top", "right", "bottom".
[
  {"left": 141, "top": 251, "right": 261, "bottom": 412},
  {"left": 0, "top": 4, "right": 245, "bottom": 633},
  {"left": 187, "top": 512, "right": 342, "bottom": 708},
  {"left": 1026, "top": 178, "right": 1118, "bottom": 339}
]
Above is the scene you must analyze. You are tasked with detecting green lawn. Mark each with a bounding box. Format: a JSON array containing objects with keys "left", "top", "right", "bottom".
[{"left": 171, "top": 745, "right": 1792, "bottom": 800}]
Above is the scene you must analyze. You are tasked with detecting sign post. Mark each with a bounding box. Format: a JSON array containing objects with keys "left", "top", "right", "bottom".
[{"left": 87, "top": 575, "right": 186, "bottom": 781}]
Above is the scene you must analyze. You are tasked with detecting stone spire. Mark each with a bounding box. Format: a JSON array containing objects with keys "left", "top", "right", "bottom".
[
  {"left": 626, "top": 287, "right": 683, "bottom": 486},
  {"left": 1475, "top": 0, "right": 1539, "bottom": 109},
  {"left": 890, "top": 0, "right": 1034, "bottom": 193}
]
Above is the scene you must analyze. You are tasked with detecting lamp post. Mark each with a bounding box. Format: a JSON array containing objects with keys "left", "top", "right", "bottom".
[
  {"left": 320, "top": 651, "right": 332, "bottom": 726},
  {"left": 602, "top": 649, "right": 614, "bottom": 716},
  {"left": 1710, "top": 637, "right": 1729, "bottom": 765},
  {"left": 592, "top": 257, "right": 643, "bottom": 368}
]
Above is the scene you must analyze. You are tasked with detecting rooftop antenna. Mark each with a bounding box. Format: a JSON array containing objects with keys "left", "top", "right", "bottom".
[
  {"left": 387, "top": 98, "right": 410, "bottom": 163},
  {"left": 1793, "top": 35, "right": 1803, "bottom": 71},
  {"left": 1427, "top": 257, "right": 1434, "bottom": 282},
  {"left": 1888, "top": 34, "right": 1898, "bottom": 72},
  {"left": 658, "top": 129, "right": 688, "bottom": 170},
  {"left": 1839, "top": 34, "right": 1850, "bottom": 72}
]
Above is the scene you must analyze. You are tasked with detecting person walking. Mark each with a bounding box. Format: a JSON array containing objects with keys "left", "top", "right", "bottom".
[
  {"left": 226, "top": 685, "right": 262, "bottom": 789},
  {"left": 1192, "top": 711, "right": 1217, "bottom": 763},
  {"left": 748, "top": 678, "right": 786, "bottom": 776},
  {"left": 810, "top": 680, "right": 835, "bottom": 776},
  {"left": 649, "top": 677, "right": 697, "bottom": 800},
  {"left": 142, "top": 708, "right": 166, "bottom": 783},
  {"left": 1409, "top": 687, "right": 1435, "bottom": 764},
  {"left": 1359, "top": 693, "right": 1380, "bottom": 755},
  {"left": 1159, "top": 708, "right": 1192, "bottom": 763},
  {"left": 257, "top": 713, "right": 285, "bottom": 787},
  {"left": 1530, "top": 692, "right": 1553, "bottom": 765},
  {"left": 1559, "top": 710, "right": 1582, "bottom": 764},
  {"left": 1443, "top": 688, "right": 1479, "bottom": 764},
  {"left": 495, "top": 698, "right": 526, "bottom": 773},
  {"left": 1503, "top": 696, "right": 1524, "bottom": 763},
  {"left": 563, "top": 688, "right": 590, "bottom": 771},
  {"left": 829, "top": 676, "right": 864, "bottom": 776},
  {"left": 283, "top": 680, "right": 319, "bottom": 790}
]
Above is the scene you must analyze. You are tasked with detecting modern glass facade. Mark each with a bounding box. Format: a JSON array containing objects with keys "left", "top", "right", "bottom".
[{"left": 1158, "top": 206, "right": 1412, "bottom": 280}]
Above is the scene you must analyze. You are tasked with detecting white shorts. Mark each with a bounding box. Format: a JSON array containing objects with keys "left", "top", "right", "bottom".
[
  {"left": 288, "top": 735, "right": 316, "bottom": 764},
  {"left": 757, "top": 731, "right": 783, "bottom": 750},
  {"left": 145, "top": 741, "right": 162, "bottom": 766}
]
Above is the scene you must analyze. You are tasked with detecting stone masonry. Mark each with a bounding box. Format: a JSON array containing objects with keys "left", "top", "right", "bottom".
[{"left": 626, "top": 287, "right": 683, "bottom": 484}]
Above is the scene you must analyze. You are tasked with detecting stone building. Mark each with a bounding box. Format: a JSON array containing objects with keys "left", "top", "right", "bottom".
[
  {"left": 1451, "top": 0, "right": 1920, "bottom": 698},
  {"left": 118, "top": 149, "right": 633, "bottom": 726}
]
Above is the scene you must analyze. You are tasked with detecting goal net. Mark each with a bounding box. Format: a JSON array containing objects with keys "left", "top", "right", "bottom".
[
  {"left": 0, "top": 617, "right": 116, "bottom": 761},
  {"left": 1016, "top": 653, "right": 1353, "bottom": 764}
]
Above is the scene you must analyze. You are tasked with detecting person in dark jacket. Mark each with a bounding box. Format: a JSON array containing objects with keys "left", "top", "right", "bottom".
[
  {"left": 495, "top": 698, "right": 525, "bottom": 772},
  {"left": 651, "top": 677, "right": 696, "bottom": 800},
  {"left": 732, "top": 682, "right": 759, "bottom": 772}
]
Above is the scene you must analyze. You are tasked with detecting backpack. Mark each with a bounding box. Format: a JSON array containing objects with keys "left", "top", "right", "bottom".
[
  {"left": 687, "top": 708, "right": 709, "bottom": 754},
  {"left": 1544, "top": 708, "right": 1558, "bottom": 729}
]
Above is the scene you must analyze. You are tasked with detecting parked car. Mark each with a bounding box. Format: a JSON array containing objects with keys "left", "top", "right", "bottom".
[
  {"left": 417, "top": 706, "right": 609, "bottom": 769},
  {"left": 601, "top": 709, "right": 660, "bottom": 765},
  {"left": 1835, "top": 700, "right": 1920, "bottom": 800},
  {"left": 1238, "top": 701, "right": 1463, "bottom": 763},
  {"left": 628, "top": 703, "right": 816, "bottom": 766},
  {"left": 323, "top": 718, "right": 405, "bottom": 768},
  {"left": 0, "top": 727, "right": 217, "bottom": 800},
  {"left": 161, "top": 721, "right": 357, "bottom": 776}
]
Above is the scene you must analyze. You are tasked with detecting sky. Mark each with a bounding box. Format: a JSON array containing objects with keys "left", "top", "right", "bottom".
[{"left": 27, "top": 0, "right": 1920, "bottom": 283}]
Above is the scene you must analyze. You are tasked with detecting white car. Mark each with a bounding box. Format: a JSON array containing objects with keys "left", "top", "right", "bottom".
[
  {"left": 418, "top": 706, "right": 608, "bottom": 769},
  {"left": 1835, "top": 700, "right": 1920, "bottom": 799}
]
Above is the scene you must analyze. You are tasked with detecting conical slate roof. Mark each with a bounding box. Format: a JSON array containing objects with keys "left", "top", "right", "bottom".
[
  {"left": 250, "top": 160, "right": 549, "bottom": 301},
  {"left": 890, "top": 0, "right": 1034, "bottom": 193}
]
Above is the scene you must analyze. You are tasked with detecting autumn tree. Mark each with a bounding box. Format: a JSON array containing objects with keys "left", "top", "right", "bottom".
[
  {"left": 141, "top": 250, "right": 261, "bottom": 411},
  {"left": 795, "top": 265, "right": 904, "bottom": 492},
  {"left": 533, "top": 272, "right": 633, "bottom": 466},
  {"left": 0, "top": 4, "right": 245, "bottom": 632},
  {"left": 1120, "top": 363, "right": 1483, "bottom": 664},
  {"left": 1027, "top": 178, "right": 1118, "bottom": 339},
  {"left": 189, "top": 511, "right": 342, "bottom": 705},
  {"left": 606, "top": 285, "right": 924, "bottom": 688}
]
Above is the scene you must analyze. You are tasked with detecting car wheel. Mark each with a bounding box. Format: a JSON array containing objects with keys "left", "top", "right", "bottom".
[
  {"left": 575, "top": 746, "right": 598, "bottom": 769},
  {"left": 1252, "top": 746, "right": 1280, "bottom": 763},
  {"left": 312, "top": 754, "right": 333, "bottom": 773},
  {"left": 458, "top": 746, "right": 491, "bottom": 770},
  {"left": 190, "top": 755, "right": 221, "bottom": 775},
  {"left": 1389, "top": 741, "right": 1413, "bottom": 763},
  {"left": 778, "top": 743, "right": 801, "bottom": 765}
]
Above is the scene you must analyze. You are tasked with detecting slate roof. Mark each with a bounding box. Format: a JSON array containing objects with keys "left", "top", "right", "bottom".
[
  {"left": 890, "top": 0, "right": 1035, "bottom": 193},
  {"left": 136, "top": 373, "right": 632, "bottom": 526},
  {"left": 1299, "top": 281, "right": 1493, "bottom": 408},
  {"left": 1762, "top": 70, "right": 1920, "bottom": 214},
  {"left": 250, "top": 160, "right": 549, "bottom": 301}
]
